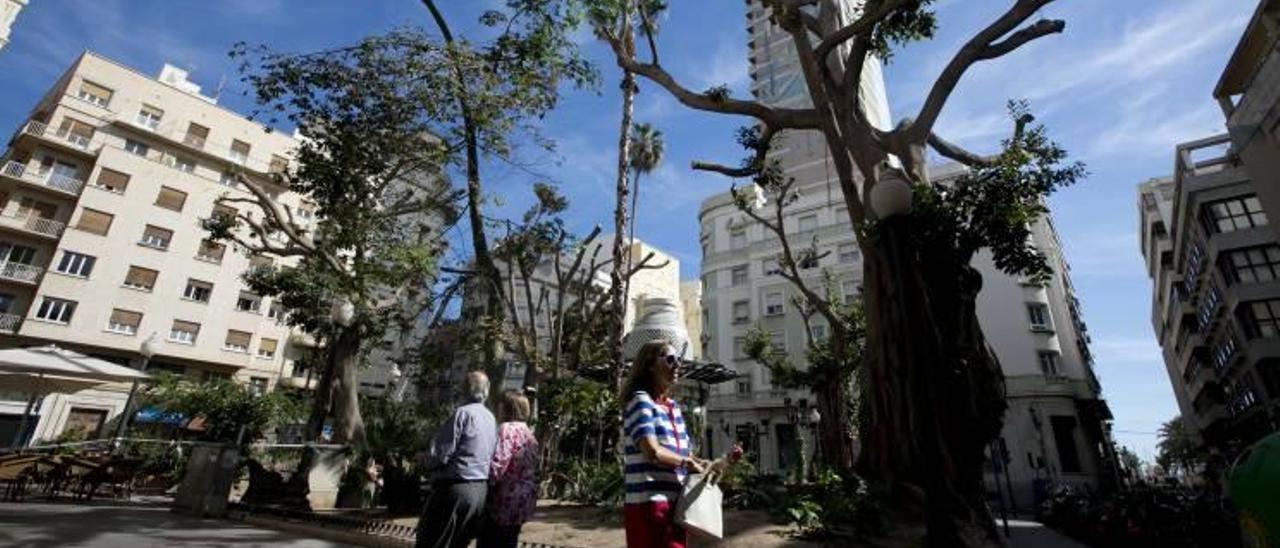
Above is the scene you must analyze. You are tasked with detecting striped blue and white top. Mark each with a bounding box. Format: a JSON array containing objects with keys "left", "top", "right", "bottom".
[{"left": 622, "top": 390, "right": 690, "bottom": 504}]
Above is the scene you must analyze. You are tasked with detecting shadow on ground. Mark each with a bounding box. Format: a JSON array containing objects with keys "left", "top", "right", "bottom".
[{"left": 0, "top": 501, "right": 339, "bottom": 548}]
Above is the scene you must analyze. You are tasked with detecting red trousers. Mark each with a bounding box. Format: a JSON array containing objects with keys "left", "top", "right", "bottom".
[{"left": 623, "top": 500, "right": 687, "bottom": 548}]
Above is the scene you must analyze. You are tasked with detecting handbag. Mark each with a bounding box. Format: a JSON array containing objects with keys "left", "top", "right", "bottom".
[{"left": 675, "top": 472, "right": 724, "bottom": 540}]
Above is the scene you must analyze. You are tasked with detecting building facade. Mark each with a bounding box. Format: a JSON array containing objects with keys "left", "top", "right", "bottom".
[
  {"left": 1215, "top": 0, "right": 1280, "bottom": 240},
  {"left": 0, "top": 52, "right": 324, "bottom": 445},
  {"left": 679, "top": 280, "right": 703, "bottom": 361},
  {"left": 0, "top": 0, "right": 26, "bottom": 51},
  {"left": 1140, "top": 135, "right": 1280, "bottom": 456}
]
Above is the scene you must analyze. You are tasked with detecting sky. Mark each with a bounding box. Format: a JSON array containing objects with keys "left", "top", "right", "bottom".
[{"left": 0, "top": 0, "right": 1261, "bottom": 460}]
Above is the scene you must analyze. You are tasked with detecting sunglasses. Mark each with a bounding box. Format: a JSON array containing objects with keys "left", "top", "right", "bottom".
[{"left": 663, "top": 354, "right": 683, "bottom": 366}]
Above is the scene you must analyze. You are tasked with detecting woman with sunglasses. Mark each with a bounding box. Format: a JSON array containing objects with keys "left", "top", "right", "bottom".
[{"left": 620, "top": 340, "right": 716, "bottom": 548}]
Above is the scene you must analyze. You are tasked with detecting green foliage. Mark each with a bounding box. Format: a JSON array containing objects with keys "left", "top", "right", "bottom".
[
  {"left": 784, "top": 469, "right": 886, "bottom": 540},
  {"left": 865, "top": 0, "right": 938, "bottom": 61},
  {"left": 744, "top": 292, "right": 865, "bottom": 393},
  {"left": 140, "top": 373, "right": 304, "bottom": 444},
  {"left": 543, "top": 458, "right": 625, "bottom": 507},
  {"left": 360, "top": 396, "right": 435, "bottom": 463},
  {"left": 1117, "top": 445, "right": 1144, "bottom": 479},
  {"left": 540, "top": 376, "right": 617, "bottom": 437},
  {"left": 1157, "top": 416, "right": 1202, "bottom": 476},
  {"left": 909, "top": 101, "right": 1086, "bottom": 283}
]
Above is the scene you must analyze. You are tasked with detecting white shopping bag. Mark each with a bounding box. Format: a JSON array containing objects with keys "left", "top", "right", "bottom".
[{"left": 674, "top": 473, "right": 723, "bottom": 540}]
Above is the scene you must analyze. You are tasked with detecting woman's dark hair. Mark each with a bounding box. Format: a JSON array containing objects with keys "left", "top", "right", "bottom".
[{"left": 621, "top": 340, "right": 671, "bottom": 409}]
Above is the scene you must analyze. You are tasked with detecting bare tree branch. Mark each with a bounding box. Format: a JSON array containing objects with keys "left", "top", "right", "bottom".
[
  {"left": 927, "top": 110, "right": 1035, "bottom": 167},
  {"left": 977, "top": 19, "right": 1065, "bottom": 61},
  {"left": 907, "top": 0, "right": 1059, "bottom": 141}
]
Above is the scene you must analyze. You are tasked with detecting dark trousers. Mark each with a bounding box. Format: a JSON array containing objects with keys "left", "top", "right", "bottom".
[
  {"left": 415, "top": 480, "right": 488, "bottom": 548},
  {"left": 475, "top": 517, "right": 522, "bottom": 548}
]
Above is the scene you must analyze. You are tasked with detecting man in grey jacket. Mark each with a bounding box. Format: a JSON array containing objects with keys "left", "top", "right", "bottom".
[{"left": 416, "top": 371, "right": 497, "bottom": 548}]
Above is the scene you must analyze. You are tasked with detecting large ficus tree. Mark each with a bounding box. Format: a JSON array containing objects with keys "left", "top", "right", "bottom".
[
  {"left": 213, "top": 34, "right": 467, "bottom": 445},
  {"left": 602, "top": 1, "right": 1083, "bottom": 545}
]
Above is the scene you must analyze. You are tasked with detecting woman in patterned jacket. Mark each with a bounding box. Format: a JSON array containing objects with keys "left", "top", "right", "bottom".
[{"left": 478, "top": 390, "right": 539, "bottom": 548}]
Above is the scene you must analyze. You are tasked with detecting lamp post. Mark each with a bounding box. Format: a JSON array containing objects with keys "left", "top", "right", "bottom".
[
  {"left": 330, "top": 296, "right": 356, "bottom": 328},
  {"left": 114, "top": 332, "right": 161, "bottom": 444},
  {"left": 385, "top": 362, "right": 402, "bottom": 399}
]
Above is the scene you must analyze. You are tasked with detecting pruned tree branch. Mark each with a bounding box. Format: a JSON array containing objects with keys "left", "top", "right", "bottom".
[
  {"left": 927, "top": 110, "right": 1035, "bottom": 167},
  {"left": 906, "top": 0, "right": 1060, "bottom": 141},
  {"left": 812, "top": 0, "right": 912, "bottom": 63}
]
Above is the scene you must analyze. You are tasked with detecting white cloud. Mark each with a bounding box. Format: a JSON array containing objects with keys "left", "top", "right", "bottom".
[{"left": 689, "top": 35, "right": 751, "bottom": 95}]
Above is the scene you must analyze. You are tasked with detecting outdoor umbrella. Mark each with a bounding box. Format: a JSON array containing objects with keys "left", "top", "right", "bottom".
[{"left": 0, "top": 345, "right": 149, "bottom": 450}]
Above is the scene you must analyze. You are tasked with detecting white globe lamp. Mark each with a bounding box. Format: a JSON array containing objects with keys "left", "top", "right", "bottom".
[{"left": 870, "top": 171, "right": 913, "bottom": 218}]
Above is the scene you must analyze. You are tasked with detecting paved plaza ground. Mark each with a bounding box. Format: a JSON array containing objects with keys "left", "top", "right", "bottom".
[{"left": 0, "top": 499, "right": 1086, "bottom": 547}]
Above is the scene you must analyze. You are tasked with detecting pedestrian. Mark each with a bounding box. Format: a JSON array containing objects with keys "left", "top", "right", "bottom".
[
  {"left": 416, "top": 371, "right": 497, "bottom": 548},
  {"left": 621, "top": 340, "right": 709, "bottom": 548},
  {"left": 477, "top": 390, "right": 540, "bottom": 548}
]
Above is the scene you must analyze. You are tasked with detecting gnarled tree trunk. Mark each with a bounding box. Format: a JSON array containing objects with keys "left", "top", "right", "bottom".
[
  {"left": 329, "top": 326, "right": 366, "bottom": 445},
  {"left": 859, "top": 219, "right": 1007, "bottom": 547}
]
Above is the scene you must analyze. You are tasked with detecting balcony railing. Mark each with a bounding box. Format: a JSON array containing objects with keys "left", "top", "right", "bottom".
[
  {"left": 0, "top": 212, "right": 66, "bottom": 238},
  {"left": 0, "top": 262, "right": 42, "bottom": 283},
  {"left": 0, "top": 161, "right": 86, "bottom": 196},
  {"left": 709, "top": 389, "right": 791, "bottom": 406},
  {"left": 0, "top": 313, "right": 21, "bottom": 333},
  {"left": 21, "top": 121, "right": 95, "bottom": 152}
]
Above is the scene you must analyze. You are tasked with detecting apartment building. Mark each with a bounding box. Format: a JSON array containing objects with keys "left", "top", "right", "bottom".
[
  {"left": 0, "top": 52, "right": 320, "bottom": 445},
  {"left": 1215, "top": 0, "right": 1280, "bottom": 241},
  {"left": 1140, "top": 135, "right": 1280, "bottom": 456},
  {"left": 0, "top": 0, "right": 25, "bottom": 51}
]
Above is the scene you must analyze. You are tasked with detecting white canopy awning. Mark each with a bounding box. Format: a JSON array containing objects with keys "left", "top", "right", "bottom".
[{"left": 0, "top": 345, "right": 148, "bottom": 384}]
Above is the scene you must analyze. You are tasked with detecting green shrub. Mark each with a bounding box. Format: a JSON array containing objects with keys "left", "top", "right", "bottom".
[
  {"left": 543, "top": 458, "right": 624, "bottom": 507},
  {"left": 783, "top": 469, "right": 886, "bottom": 540}
]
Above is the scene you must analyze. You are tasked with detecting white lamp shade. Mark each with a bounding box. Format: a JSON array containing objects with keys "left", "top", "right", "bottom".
[
  {"left": 622, "top": 297, "right": 690, "bottom": 361},
  {"left": 870, "top": 174, "right": 913, "bottom": 218},
  {"left": 809, "top": 408, "right": 822, "bottom": 424},
  {"left": 331, "top": 297, "right": 356, "bottom": 327},
  {"left": 747, "top": 183, "right": 767, "bottom": 211},
  {"left": 389, "top": 363, "right": 403, "bottom": 380},
  {"left": 140, "top": 332, "right": 161, "bottom": 358}
]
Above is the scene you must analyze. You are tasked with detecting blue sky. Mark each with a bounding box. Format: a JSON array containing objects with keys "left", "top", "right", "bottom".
[{"left": 0, "top": 0, "right": 1260, "bottom": 460}]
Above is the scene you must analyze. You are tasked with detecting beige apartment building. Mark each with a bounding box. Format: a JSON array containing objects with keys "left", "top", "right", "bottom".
[
  {"left": 0, "top": 52, "right": 319, "bottom": 445},
  {"left": 0, "top": 0, "right": 26, "bottom": 51}
]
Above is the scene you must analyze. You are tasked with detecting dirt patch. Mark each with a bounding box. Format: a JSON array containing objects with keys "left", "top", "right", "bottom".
[{"left": 516, "top": 501, "right": 821, "bottom": 548}]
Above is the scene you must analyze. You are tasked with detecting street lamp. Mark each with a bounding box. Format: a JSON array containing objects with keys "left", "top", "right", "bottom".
[
  {"left": 869, "top": 169, "right": 913, "bottom": 218},
  {"left": 330, "top": 297, "right": 355, "bottom": 327},
  {"left": 114, "top": 332, "right": 161, "bottom": 444}
]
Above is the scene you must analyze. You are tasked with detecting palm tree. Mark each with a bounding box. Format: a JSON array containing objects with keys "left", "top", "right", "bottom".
[
  {"left": 1157, "top": 416, "right": 1200, "bottom": 478},
  {"left": 626, "top": 122, "right": 665, "bottom": 251}
]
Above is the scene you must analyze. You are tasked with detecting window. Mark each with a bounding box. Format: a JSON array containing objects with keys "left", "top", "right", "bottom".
[
  {"left": 757, "top": 258, "right": 778, "bottom": 276},
  {"left": 736, "top": 376, "right": 752, "bottom": 395},
  {"left": 838, "top": 243, "right": 860, "bottom": 264},
  {"left": 269, "top": 155, "right": 289, "bottom": 174},
  {"left": 1222, "top": 245, "right": 1280, "bottom": 284},
  {"left": 154, "top": 186, "right": 188, "bottom": 212},
  {"left": 1212, "top": 329, "right": 1240, "bottom": 372},
  {"left": 1027, "top": 303, "right": 1051, "bottom": 331},
  {"left": 1202, "top": 195, "right": 1268, "bottom": 234},
  {"left": 74, "top": 208, "right": 113, "bottom": 236},
  {"left": 248, "top": 377, "right": 268, "bottom": 396},
  {"left": 170, "top": 156, "right": 195, "bottom": 173},
  {"left": 202, "top": 370, "right": 231, "bottom": 383},
  {"left": 296, "top": 202, "right": 316, "bottom": 224},
  {"left": 196, "top": 239, "right": 226, "bottom": 263},
  {"left": 140, "top": 225, "right": 173, "bottom": 250},
  {"left": 1038, "top": 351, "right": 1063, "bottom": 379},
  {"left": 258, "top": 338, "right": 278, "bottom": 359},
  {"left": 35, "top": 297, "right": 76, "bottom": 324},
  {"left": 731, "top": 265, "right": 748, "bottom": 286},
  {"left": 770, "top": 331, "right": 787, "bottom": 353},
  {"left": 1228, "top": 377, "right": 1261, "bottom": 415},
  {"left": 169, "top": 320, "right": 200, "bottom": 345},
  {"left": 124, "top": 139, "right": 149, "bottom": 157},
  {"left": 1050, "top": 415, "right": 1082, "bottom": 473},
  {"left": 1244, "top": 300, "right": 1280, "bottom": 339},
  {"left": 230, "top": 140, "right": 251, "bottom": 164},
  {"left": 764, "top": 292, "right": 784, "bottom": 316},
  {"left": 63, "top": 408, "right": 107, "bottom": 439},
  {"left": 123, "top": 266, "right": 158, "bottom": 291},
  {"left": 184, "top": 123, "right": 209, "bottom": 149},
  {"left": 183, "top": 279, "right": 213, "bottom": 303},
  {"left": 93, "top": 168, "right": 129, "bottom": 193},
  {"left": 732, "top": 300, "right": 750, "bottom": 323},
  {"left": 106, "top": 309, "right": 142, "bottom": 335},
  {"left": 730, "top": 228, "right": 746, "bottom": 249},
  {"left": 219, "top": 171, "right": 239, "bottom": 188},
  {"left": 136, "top": 105, "right": 163, "bottom": 130},
  {"left": 250, "top": 255, "right": 273, "bottom": 270},
  {"left": 841, "top": 279, "right": 860, "bottom": 305},
  {"left": 58, "top": 118, "right": 94, "bottom": 148},
  {"left": 55, "top": 251, "right": 95, "bottom": 277},
  {"left": 798, "top": 214, "right": 818, "bottom": 232},
  {"left": 0, "top": 243, "right": 36, "bottom": 265},
  {"left": 77, "top": 81, "right": 113, "bottom": 107},
  {"left": 224, "top": 330, "right": 252, "bottom": 353},
  {"left": 810, "top": 323, "right": 828, "bottom": 341},
  {"left": 212, "top": 204, "right": 237, "bottom": 223},
  {"left": 236, "top": 291, "right": 262, "bottom": 313},
  {"left": 733, "top": 337, "right": 749, "bottom": 360},
  {"left": 268, "top": 303, "right": 286, "bottom": 323}
]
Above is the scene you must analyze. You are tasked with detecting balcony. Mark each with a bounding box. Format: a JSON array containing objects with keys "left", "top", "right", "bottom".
[
  {"left": 708, "top": 388, "right": 791, "bottom": 409},
  {"left": 0, "top": 262, "right": 42, "bottom": 284},
  {"left": 19, "top": 121, "right": 98, "bottom": 155},
  {"left": 0, "top": 212, "right": 65, "bottom": 239},
  {"left": 0, "top": 161, "right": 86, "bottom": 196},
  {"left": 0, "top": 313, "right": 20, "bottom": 334}
]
